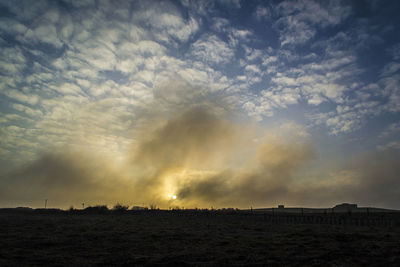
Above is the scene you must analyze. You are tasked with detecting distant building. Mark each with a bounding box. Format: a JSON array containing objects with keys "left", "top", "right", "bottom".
[
  {"left": 333, "top": 203, "right": 357, "bottom": 211},
  {"left": 278, "top": 205, "right": 284, "bottom": 209}
]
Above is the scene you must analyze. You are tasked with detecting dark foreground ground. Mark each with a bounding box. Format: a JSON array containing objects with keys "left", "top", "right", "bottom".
[{"left": 1, "top": 210, "right": 399, "bottom": 266}]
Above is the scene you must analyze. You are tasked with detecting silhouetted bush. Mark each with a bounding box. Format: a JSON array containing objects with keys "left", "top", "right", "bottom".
[
  {"left": 113, "top": 203, "right": 129, "bottom": 212},
  {"left": 131, "top": 206, "right": 148, "bottom": 211},
  {"left": 84, "top": 205, "right": 109, "bottom": 214},
  {"left": 34, "top": 208, "right": 63, "bottom": 214}
]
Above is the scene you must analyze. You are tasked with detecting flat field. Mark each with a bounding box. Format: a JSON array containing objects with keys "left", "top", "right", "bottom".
[{"left": 0, "top": 210, "right": 399, "bottom": 266}]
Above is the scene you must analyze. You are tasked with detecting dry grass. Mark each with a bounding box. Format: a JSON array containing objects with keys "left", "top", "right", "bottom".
[{"left": 0, "top": 211, "right": 399, "bottom": 266}]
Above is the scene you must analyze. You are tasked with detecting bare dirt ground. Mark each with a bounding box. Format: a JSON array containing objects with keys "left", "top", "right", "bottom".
[{"left": 0, "top": 210, "right": 399, "bottom": 266}]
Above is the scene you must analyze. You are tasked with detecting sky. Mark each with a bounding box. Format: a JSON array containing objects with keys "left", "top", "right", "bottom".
[{"left": 0, "top": 0, "right": 399, "bottom": 209}]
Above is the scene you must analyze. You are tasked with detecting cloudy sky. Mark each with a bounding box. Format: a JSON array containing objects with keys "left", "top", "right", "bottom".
[{"left": 0, "top": 0, "right": 399, "bottom": 209}]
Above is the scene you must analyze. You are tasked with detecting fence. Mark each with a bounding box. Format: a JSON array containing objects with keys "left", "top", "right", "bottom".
[{"left": 260, "top": 213, "right": 400, "bottom": 227}]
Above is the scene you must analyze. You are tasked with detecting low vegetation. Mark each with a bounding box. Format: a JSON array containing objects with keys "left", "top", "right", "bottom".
[{"left": 0, "top": 208, "right": 399, "bottom": 266}]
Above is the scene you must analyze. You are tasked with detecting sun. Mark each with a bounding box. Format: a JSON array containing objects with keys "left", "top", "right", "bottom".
[{"left": 172, "top": 195, "right": 177, "bottom": 200}]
